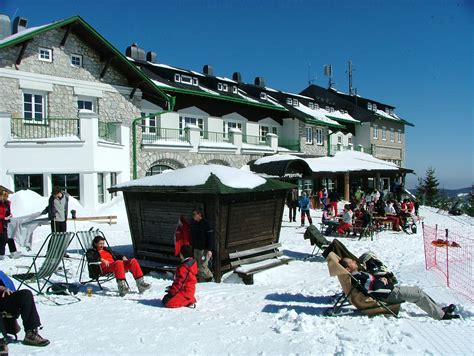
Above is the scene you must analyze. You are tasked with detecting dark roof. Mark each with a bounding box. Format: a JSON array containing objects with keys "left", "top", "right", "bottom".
[
  {"left": 110, "top": 173, "right": 295, "bottom": 194},
  {"left": 250, "top": 158, "right": 313, "bottom": 178},
  {"left": 0, "top": 16, "right": 172, "bottom": 109}
]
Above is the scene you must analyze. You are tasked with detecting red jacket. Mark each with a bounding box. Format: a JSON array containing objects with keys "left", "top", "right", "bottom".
[
  {"left": 174, "top": 216, "right": 192, "bottom": 256},
  {"left": 0, "top": 200, "right": 11, "bottom": 232},
  {"left": 165, "top": 257, "right": 197, "bottom": 308}
]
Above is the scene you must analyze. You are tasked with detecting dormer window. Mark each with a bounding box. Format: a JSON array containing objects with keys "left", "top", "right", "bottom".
[
  {"left": 325, "top": 106, "right": 330, "bottom": 112},
  {"left": 308, "top": 102, "right": 313, "bottom": 109},
  {"left": 217, "top": 83, "right": 223, "bottom": 91},
  {"left": 260, "top": 92, "right": 267, "bottom": 100},
  {"left": 232, "top": 86, "right": 238, "bottom": 94},
  {"left": 292, "top": 99, "right": 299, "bottom": 106},
  {"left": 174, "top": 74, "right": 181, "bottom": 83},
  {"left": 286, "top": 98, "right": 292, "bottom": 105},
  {"left": 181, "top": 75, "right": 192, "bottom": 85},
  {"left": 367, "top": 102, "right": 372, "bottom": 110},
  {"left": 192, "top": 77, "right": 199, "bottom": 86},
  {"left": 313, "top": 103, "right": 319, "bottom": 109},
  {"left": 38, "top": 47, "right": 52, "bottom": 62},
  {"left": 372, "top": 103, "right": 377, "bottom": 111},
  {"left": 385, "top": 107, "right": 390, "bottom": 114},
  {"left": 222, "top": 83, "right": 228, "bottom": 91},
  {"left": 389, "top": 108, "right": 394, "bottom": 115}
]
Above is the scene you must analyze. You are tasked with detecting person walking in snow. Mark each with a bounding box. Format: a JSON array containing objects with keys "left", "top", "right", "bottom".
[
  {"left": 190, "top": 208, "right": 214, "bottom": 283},
  {"left": 298, "top": 192, "right": 313, "bottom": 227},
  {"left": 162, "top": 245, "right": 197, "bottom": 308},
  {"left": 328, "top": 190, "right": 339, "bottom": 216},
  {"left": 339, "top": 258, "right": 460, "bottom": 320},
  {"left": 86, "top": 236, "right": 151, "bottom": 296},
  {"left": 0, "top": 188, "right": 20, "bottom": 259},
  {"left": 47, "top": 186, "right": 69, "bottom": 233},
  {"left": 286, "top": 188, "right": 298, "bottom": 222}
]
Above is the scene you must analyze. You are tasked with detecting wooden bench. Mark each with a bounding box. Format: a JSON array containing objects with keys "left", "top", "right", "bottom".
[{"left": 228, "top": 243, "right": 293, "bottom": 285}]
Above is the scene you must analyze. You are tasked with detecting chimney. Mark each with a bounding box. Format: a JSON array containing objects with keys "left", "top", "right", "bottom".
[
  {"left": 254, "top": 77, "right": 265, "bottom": 87},
  {"left": 12, "top": 16, "right": 27, "bottom": 34},
  {"left": 146, "top": 51, "right": 157, "bottom": 63},
  {"left": 0, "top": 14, "right": 11, "bottom": 40},
  {"left": 203, "top": 64, "right": 213, "bottom": 76},
  {"left": 125, "top": 43, "right": 145, "bottom": 62},
  {"left": 232, "top": 72, "right": 242, "bottom": 83}
]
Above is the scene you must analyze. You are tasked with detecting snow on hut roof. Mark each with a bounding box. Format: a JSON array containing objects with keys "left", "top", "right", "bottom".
[
  {"left": 254, "top": 154, "right": 303, "bottom": 165},
  {"left": 306, "top": 150, "right": 400, "bottom": 172},
  {"left": 113, "top": 165, "right": 267, "bottom": 190}
]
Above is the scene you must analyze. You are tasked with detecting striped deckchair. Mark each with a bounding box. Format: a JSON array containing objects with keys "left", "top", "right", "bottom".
[
  {"left": 13, "top": 232, "right": 75, "bottom": 295},
  {"left": 75, "top": 229, "right": 114, "bottom": 288}
]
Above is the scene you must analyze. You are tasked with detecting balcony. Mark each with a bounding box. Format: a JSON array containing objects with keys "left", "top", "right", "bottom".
[
  {"left": 98, "top": 121, "right": 122, "bottom": 144},
  {"left": 10, "top": 117, "right": 80, "bottom": 140},
  {"left": 329, "top": 144, "right": 372, "bottom": 156}
]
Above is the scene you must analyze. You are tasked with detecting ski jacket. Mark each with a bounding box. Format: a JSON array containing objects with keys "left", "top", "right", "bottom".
[
  {"left": 169, "top": 257, "right": 197, "bottom": 299},
  {"left": 0, "top": 200, "right": 11, "bottom": 232},
  {"left": 190, "top": 218, "right": 214, "bottom": 251},
  {"left": 351, "top": 271, "right": 394, "bottom": 299},
  {"left": 174, "top": 216, "right": 192, "bottom": 256},
  {"left": 299, "top": 196, "right": 311, "bottom": 211},
  {"left": 86, "top": 247, "right": 123, "bottom": 279},
  {"left": 48, "top": 193, "right": 69, "bottom": 222}
]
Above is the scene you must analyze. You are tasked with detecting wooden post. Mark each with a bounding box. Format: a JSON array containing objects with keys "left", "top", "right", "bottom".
[{"left": 344, "top": 172, "right": 350, "bottom": 201}]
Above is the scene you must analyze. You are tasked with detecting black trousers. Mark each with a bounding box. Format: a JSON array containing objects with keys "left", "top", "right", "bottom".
[
  {"left": 0, "top": 290, "right": 41, "bottom": 331},
  {"left": 50, "top": 221, "right": 67, "bottom": 233},
  {"left": 0, "top": 231, "right": 17, "bottom": 256}
]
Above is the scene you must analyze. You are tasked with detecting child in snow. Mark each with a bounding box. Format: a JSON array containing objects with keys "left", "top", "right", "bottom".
[{"left": 162, "top": 245, "right": 197, "bottom": 308}]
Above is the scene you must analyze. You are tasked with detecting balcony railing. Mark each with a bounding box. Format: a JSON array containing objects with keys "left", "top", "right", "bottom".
[
  {"left": 202, "top": 131, "right": 228, "bottom": 143},
  {"left": 243, "top": 134, "right": 267, "bottom": 146},
  {"left": 278, "top": 138, "right": 301, "bottom": 152},
  {"left": 141, "top": 127, "right": 189, "bottom": 144},
  {"left": 98, "top": 121, "right": 121, "bottom": 144},
  {"left": 329, "top": 144, "right": 372, "bottom": 156},
  {"left": 10, "top": 117, "right": 80, "bottom": 140}
]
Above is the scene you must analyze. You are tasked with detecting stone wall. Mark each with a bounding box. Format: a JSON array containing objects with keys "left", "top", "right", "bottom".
[
  {"left": 0, "top": 77, "right": 21, "bottom": 114},
  {"left": 137, "top": 151, "right": 261, "bottom": 177},
  {"left": 298, "top": 121, "right": 327, "bottom": 157}
]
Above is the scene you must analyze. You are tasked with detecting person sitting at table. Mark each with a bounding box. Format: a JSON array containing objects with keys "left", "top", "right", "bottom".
[
  {"left": 322, "top": 205, "right": 339, "bottom": 235},
  {"left": 336, "top": 205, "right": 353, "bottom": 235}
]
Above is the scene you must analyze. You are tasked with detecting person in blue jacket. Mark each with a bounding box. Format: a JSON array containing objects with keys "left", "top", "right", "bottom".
[{"left": 298, "top": 192, "right": 313, "bottom": 227}]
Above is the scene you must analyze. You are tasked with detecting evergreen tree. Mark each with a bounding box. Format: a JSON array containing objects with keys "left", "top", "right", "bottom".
[
  {"left": 467, "top": 191, "right": 474, "bottom": 217},
  {"left": 416, "top": 167, "right": 440, "bottom": 207}
]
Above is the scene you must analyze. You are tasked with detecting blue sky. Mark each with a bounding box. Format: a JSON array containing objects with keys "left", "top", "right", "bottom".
[{"left": 2, "top": 0, "right": 473, "bottom": 189}]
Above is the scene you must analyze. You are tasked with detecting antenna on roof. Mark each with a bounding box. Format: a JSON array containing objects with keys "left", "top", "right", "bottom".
[
  {"left": 324, "top": 64, "right": 333, "bottom": 89},
  {"left": 307, "top": 62, "right": 317, "bottom": 85},
  {"left": 347, "top": 60, "right": 356, "bottom": 95}
]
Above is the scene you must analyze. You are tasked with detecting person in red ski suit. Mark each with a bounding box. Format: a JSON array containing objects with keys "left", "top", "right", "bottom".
[
  {"left": 174, "top": 215, "right": 192, "bottom": 256},
  {"left": 162, "top": 245, "right": 197, "bottom": 308}
]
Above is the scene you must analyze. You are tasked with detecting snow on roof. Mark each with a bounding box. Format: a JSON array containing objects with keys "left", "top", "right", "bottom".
[
  {"left": 267, "top": 95, "right": 285, "bottom": 108},
  {"left": 237, "top": 89, "right": 260, "bottom": 103},
  {"left": 325, "top": 109, "right": 359, "bottom": 123},
  {"left": 151, "top": 79, "right": 173, "bottom": 88},
  {"left": 295, "top": 103, "right": 341, "bottom": 126},
  {"left": 281, "top": 91, "right": 313, "bottom": 100},
  {"left": 254, "top": 154, "right": 302, "bottom": 165},
  {"left": 306, "top": 150, "right": 399, "bottom": 172},
  {"left": 0, "top": 23, "right": 51, "bottom": 45},
  {"left": 264, "top": 86, "right": 279, "bottom": 92},
  {"left": 216, "top": 76, "right": 237, "bottom": 83},
  {"left": 189, "top": 70, "right": 205, "bottom": 77},
  {"left": 375, "top": 109, "right": 401, "bottom": 121},
  {"left": 198, "top": 85, "right": 221, "bottom": 95},
  {"left": 114, "top": 165, "right": 266, "bottom": 189}
]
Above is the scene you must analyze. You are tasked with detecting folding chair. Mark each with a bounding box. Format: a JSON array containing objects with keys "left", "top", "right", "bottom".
[
  {"left": 303, "top": 225, "right": 330, "bottom": 259},
  {"left": 325, "top": 251, "right": 400, "bottom": 317},
  {"left": 12, "top": 232, "right": 75, "bottom": 295},
  {"left": 75, "top": 229, "right": 115, "bottom": 289}
]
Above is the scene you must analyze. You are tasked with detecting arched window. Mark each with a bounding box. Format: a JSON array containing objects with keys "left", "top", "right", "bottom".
[{"left": 146, "top": 164, "right": 174, "bottom": 176}]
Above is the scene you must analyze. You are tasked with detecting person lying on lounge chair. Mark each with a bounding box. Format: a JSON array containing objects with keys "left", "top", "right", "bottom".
[{"left": 339, "top": 258, "right": 460, "bottom": 320}]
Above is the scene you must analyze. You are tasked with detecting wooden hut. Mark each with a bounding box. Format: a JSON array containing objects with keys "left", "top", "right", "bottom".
[{"left": 109, "top": 165, "right": 295, "bottom": 282}]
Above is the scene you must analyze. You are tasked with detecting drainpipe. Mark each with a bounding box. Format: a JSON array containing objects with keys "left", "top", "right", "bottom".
[
  {"left": 327, "top": 130, "right": 336, "bottom": 156},
  {"left": 132, "top": 96, "right": 175, "bottom": 179}
]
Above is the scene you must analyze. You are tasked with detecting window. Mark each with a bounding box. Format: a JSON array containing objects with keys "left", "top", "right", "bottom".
[
  {"left": 141, "top": 113, "right": 157, "bottom": 134},
  {"left": 308, "top": 102, "right": 313, "bottom": 109},
  {"left": 77, "top": 97, "right": 96, "bottom": 112},
  {"left": 232, "top": 86, "right": 238, "bottom": 94},
  {"left": 14, "top": 174, "right": 44, "bottom": 195},
  {"left": 110, "top": 172, "right": 117, "bottom": 198},
  {"left": 181, "top": 75, "right": 192, "bottom": 85},
  {"left": 293, "top": 99, "right": 299, "bottom": 106},
  {"left": 260, "top": 126, "right": 269, "bottom": 141},
  {"left": 222, "top": 83, "right": 228, "bottom": 91},
  {"left": 286, "top": 98, "right": 293, "bottom": 105},
  {"left": 179, "top": 116, "right": 203, "bottom": 136},
  {"left": 97, "top": 173, "right": 105, "bottom": 204},
  {"left": 217, "top": 83, "right": 223, "bottom": 91},
  {"left": 23, "top": 92, "right": 46, "bottom": 122},
  {"left": 367, "top": 102, "right": 372, "bottom": 110},
  {"left": 260, "top": 92, "right": 267, "bottom": 100},
  {"left": 71, "top": 54, "right": 82, "bottom": 67},
  {"left": 146, "top": 164, "right": 173, "bottom": 176},
  {"left": 174, "top": 74, "right": 181, "bottom": 82},
  {"left": 305, "top": 126, "right": 313, "bottom": 144},
  {"left": 223, "top": 121, "right": 242, "bottom": 138},
  {"left": 373, "top": 125, "right": 378, "bottom": 139},
  {"left": 348, "top": 136, "right": 353, "bottom": 145},
  {"left": 372, "top": 103, "right": 377, "bottom": 111},
  {"left": 315, "top": 128, "right": 323, "bottom": 145},
  {"left": 192, "top": 77, "right": 199, "bottom": 86},
  {"left": 313, "top": 103, "right": 319, "bottom": 109},
  {"left": 38, "top": 47, "right": 52, "bottom": 62},
  {"left": 382, "top": 126, "right": 387, "bottom": 140},
  {"left": 51, "top": 174, "right": 80, "bottom": 200},
  {"left": 397, "top": 129, "right": 402, "bottom": 143},
  {"left": 390, "top": 128, "right": 395, "bottom": 142},
  {"left": 271, "top": 126, "right": 278, "bottom": 135},
  {"left": 337, "top": 136, "right": 342, "bottom": 144},
  {"left": 385, "top": 107, "right": 390, "bottom": 114},
  {"left": 389, "top": 108, "right": 394, "bottom": 115}
]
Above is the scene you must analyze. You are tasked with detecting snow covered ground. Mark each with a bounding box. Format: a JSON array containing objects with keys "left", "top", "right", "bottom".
[{"left": 2, "top": 191, "right": 474, "bottom": 355}]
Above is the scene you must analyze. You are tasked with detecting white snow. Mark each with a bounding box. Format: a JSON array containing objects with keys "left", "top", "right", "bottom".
[
  {"left": 1, "top": 189, "right": 473, "bottom": 355},
  {"left": 151, "top": 79, "right": 173, "bottom": 88},
  {"left": 0, "top": 23, "right": 51, "bottom": 45},
  {"left": 306, "top": 150, "right": 400, "bottom": 172},
  {"left": 254, "top": 154, "right": 301, "bottom": 165},
  {"left": 375, "top": 109, "right": 401, "bottom": 121},
  {"left": 295, "top": 102, "right": 342, "bottom": 126},
  {"left": 113, "top": 164, "right": 266, "bottom": 189}
]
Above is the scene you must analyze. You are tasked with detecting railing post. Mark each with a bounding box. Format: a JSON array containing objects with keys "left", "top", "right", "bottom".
[
  {"left": 445, "top": 228, "right": 450, "bottom": 287},
  {"left": 186, "top": 124, "right": 201, "bottom": 153},
  {"left": 266, "top": 133, "right": 278, "bottom": 152},
  {"left": 229, "top": 128, "right": 242, "bottom": 154}
]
